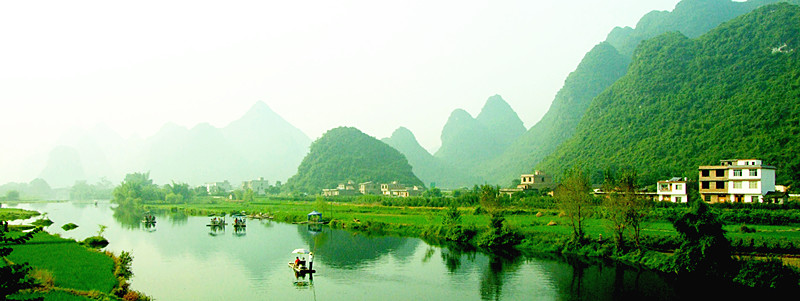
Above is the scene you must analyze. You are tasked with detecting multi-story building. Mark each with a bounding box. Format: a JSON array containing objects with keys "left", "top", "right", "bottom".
[
  {"left": 359, "top": 181, "right": 381, "bottom": 195},
  {"left": 204, "top": 181, "right": 232, "bottom": 195},
  {"left": 242, "top": 177, "right": 270, "bottom": 195},
  {"left": 698, "top": 159, "right": 776, "bottom": 203},
  {"left": 518, "top": 171, "right": 558, "bottom": 191},
  {"left": 657, "top": 177, "right": 688, "bottom": 203}
]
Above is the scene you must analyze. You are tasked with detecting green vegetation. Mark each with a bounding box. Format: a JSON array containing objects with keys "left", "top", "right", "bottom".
[
  {"left": 62, "top": 223, "right": 79, "bottom": 231},
  {"left": 3, "top": 228, "right": 148, "bottom": 300},
  {"left": 285, "top": 127, "right": 424, "bottom": 194},
  {"left": 539, "top": 3, "right": 800, "bottom": 188},
  {"left": 0, "top": 208, "right": 40, "bottom": 221},
  {"left": 434, "top": 95, "right": 525, "bottom": 173}
]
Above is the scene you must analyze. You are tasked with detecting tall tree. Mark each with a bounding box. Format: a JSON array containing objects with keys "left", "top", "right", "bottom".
[
  {"left": 555, "top": 166, "right": 593, "bottom": 241},
  {"left": 671, "top": 200, "right": 734, "bottom": 282}
]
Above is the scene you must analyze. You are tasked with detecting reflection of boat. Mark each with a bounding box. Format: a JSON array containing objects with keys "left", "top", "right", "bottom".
[
  {"left": 142, "top": 213, "right": 156, "bottom": 225},
  {"left": 289, "top": 248, "right": 316, "bottom": 274},
  {"left": 207, "top": 215, "right": 226, "bottom": 227},
  {"left": 232, "top": 213, "right": 246, "bottom": 228}
]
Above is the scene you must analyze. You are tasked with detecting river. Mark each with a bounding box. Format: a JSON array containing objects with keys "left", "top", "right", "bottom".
[{"left": 5, "top": 201, "right": 682, "bottom": 300}]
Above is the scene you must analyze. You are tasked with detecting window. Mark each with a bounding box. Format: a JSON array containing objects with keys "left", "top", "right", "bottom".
[
  {"left": 715, "top": 181, "right": 725, "bottom": 189},
  {"left": 675, "top": 196, "right": 682, "bottom": 203},
  {"left": 701, "top": 170, "right": 709, "bottom": 177},
  {"left": 749, "top": 181, "right": 758, "bottom": 189},
  {"left": 734, "top": 169, "right": 742, "bottom": 177},
  {"left": 702, "top": 181, "right": 710, "bottom": 189},
  {"left": 675, "top": 184, "right": 683, "bottom": 190},
  {"left": 660, "top": 184, "right": 669, "bottom": 191},
  {"left": 733, "top": 181, "right": 742, "bottom": 189},
  {"left": 716, "top": 170, "right": 725, "bottom": 177},
  {"left": 749, "top": 169, "right": 758, "bottom": 176},
  {"left": 751, "top": 196, "right": 760, "bottom": 202}
]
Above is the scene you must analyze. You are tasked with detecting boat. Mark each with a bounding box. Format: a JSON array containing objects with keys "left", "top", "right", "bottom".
[
  {"left": 142, "top": 212, "right": 156, "bottom": 224},
  {"left": 232, "top": 213, "right": 246, "bottom": 228},
  {"left": 207, "top": 215, "right": 226, "bottom": 227},
  {"left": 289, "top": 248, "right": 315, "bottom": 274}
]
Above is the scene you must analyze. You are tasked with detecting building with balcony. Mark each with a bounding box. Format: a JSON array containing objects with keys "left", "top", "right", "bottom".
[
  {"left": 657, "top": 177, "right": 688, "bottom": 203},
  {"left": 698, "top": 159, "right": 776, "bottom": 203}
]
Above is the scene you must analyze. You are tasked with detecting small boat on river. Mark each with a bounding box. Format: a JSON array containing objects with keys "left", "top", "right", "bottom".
[
  {"left": 289, "top": 248, "right": 315, "bottom": 274},
  {"left": 207, "top": 215, "right": 226, "bottom": 227},
  {"left": 142, "top": 213, "right": 156, "bottom": 225},
  {"left": 232, "top": 213, "right": 246, "bottom": 228}
]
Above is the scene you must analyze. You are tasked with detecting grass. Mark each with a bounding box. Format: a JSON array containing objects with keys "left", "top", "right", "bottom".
[
  {"left": 4, "top": 231, "right": 118, "bottom": 293},
  {"left": 0, "top": 207, "right": 41, "bottom": 221}
]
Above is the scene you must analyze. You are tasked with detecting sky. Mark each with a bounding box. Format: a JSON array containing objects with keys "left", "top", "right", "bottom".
[{"left": 0, "top": 0, "right": 682, "bottom": 183}]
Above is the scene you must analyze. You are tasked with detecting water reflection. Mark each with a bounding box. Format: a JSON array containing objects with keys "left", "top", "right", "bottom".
[
  {"left": 112, "top": 205, "right": 146, "bottom": 229},
  {"left": 297, "top": 226, "right": 419, "bottom": 269},
  {"left": 6, "top": 201, "right": 685, "bottom": 301}
]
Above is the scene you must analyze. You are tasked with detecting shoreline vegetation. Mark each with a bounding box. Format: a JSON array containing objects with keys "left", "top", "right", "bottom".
[
  {"left": 136, "top": 191, "right": 800, "bottom": 291},
  {"left": 1, "top": 208, "right": 151, "bottom": 301},
  {"left": 5, "top": 168, "right": 800, "bottom": 298}
]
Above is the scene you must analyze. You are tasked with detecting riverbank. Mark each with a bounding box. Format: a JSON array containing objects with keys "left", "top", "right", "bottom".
[
  {"left": 142, "top": 198, "right": 800, "bottom": 265},
  {"left": 1, "top": 219, "right": 149, "bottom": 300}
]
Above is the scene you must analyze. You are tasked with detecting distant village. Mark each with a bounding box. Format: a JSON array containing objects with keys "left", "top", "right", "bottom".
[{"left": 198, "top": 158, "right": 793, "bottom": 204}]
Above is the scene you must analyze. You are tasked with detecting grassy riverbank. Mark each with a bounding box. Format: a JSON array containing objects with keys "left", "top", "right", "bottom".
[
  {"left": 1, "top": 206, "right": 148, "bottom": 301},
  {"left": 143, "top": 197, "right": 800, "bottom": 257}
]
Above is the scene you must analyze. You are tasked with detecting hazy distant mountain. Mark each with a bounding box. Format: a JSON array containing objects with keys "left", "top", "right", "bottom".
[
  {"left": 434, "top": 95, "right": 524, "bottom": 171},
  {"left": 286, "top": 127, "right": 423, "bottom": 194},
  {"left": 382, "top": 127, "right": 479, "bottom": 188},
  {"left": 38, "top": 145, "right": 86, "bottom": 188},
  {"left": 537, "top": 3, "right": 800, "bottom": 188},
  {"left": 480, "top": 0, "right": 795, "bottom": 185},
  {"left": 36, "top": 101, "right": 311, "bottom": 187}
]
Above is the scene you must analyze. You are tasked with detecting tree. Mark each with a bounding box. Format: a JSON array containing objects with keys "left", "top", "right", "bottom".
[
  {"left": 602, "top": 169, "right": 652, "bottom": 250},
  {"left": 5, "top": 190, "right": 20, "bottom": 201},
  {"left": 555, "top": 166, "right": 593, "bottom": 241},
  {"left": 671, "top": 200, "right": 734, "bottom": 281},
  {"left": 479, "top": 185, "right": 502, "bottom": 217},
  {"left": 243, "top": 189, "right": 255, "bottom": 202},
  {"left": 0, "top": 226, "right": 42, "bottom": 299}
]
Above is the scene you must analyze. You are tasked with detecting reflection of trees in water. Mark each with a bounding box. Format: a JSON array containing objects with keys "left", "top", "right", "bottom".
[
  {"left": 479, "top": 251, "right": 522, "bottom": 301},
  {"left": 167, "top": 211, "right": 188, "bottom": 226},
  {"left": 296, "top": 226, "right": 419, "bottom": 269},
  {"left": 112, "top": 205, "right": 145, "bottom": 229},
  {"left": 544, "top": 254, "right": 679, "bottom": 301},
  {"left": 434, "top": 243, "right": 522, "bottom": 301}
]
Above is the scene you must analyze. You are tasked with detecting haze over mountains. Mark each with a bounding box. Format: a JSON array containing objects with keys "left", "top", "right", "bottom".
[
  {"left": 37, "top": 102, "right": 311, "bottom": 187},
  {"left": 16, "top": 0, "right": 800, "bottom": 193}
]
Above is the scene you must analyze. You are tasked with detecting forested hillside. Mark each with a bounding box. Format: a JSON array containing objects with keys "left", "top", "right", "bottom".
[
  {"left": 435, "top": 95, "right": 525, "bottom": 170},
  {"left": 537, "top": 3, "right": 800, "bottom": 188},
  {"left": 481, "top": 0, "right": 796, "bottom": 185},
  {"left": 381, "top": 127, "right": 479, "bottom": 188},
  {"left": 286, "top": 127, "right": 423, "bottom": 194}
]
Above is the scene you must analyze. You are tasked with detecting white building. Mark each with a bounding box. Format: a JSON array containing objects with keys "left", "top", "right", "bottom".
[
  {"left": 657, "top": 177, "right": 688, "bottom": 203},
  {"left": 242, "top": 177, "right": 270, "bottom": 195},
  {"left": 699, "top": 159, "right": 776, "bottom": 203}
]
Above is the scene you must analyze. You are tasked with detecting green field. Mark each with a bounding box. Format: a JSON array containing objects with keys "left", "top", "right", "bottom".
[
  {"left": 0, "top": 207, "right": 40, "bottom": 221},
  {"left": 2, "top": 231, "right": 121, "bottom": 300}
]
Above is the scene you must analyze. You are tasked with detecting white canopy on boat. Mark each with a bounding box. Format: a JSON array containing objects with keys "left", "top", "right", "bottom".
[{"left": 292, "top": 248, "right": 310, "bottom": 254}]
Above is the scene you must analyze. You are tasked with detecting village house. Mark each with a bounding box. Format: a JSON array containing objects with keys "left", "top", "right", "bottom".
[
  {"left": 359, "top": 181, "right": 381, "bottom": 195},
  {"left": 699, "top": 159, "right": 776, "bottom": 203},
  {"left": 657, "top": 177, "right": 688, "bottom": 203},
  {"left": 204, "top": 180, "right": 232, "bottom": 195},
  {"left": 322, "top": 180, "right": 423, "bottom": 197},
  {"left": 322, "top": 181, "right": 358, "bottom": 197},
  {"left": 241, "top": 177, "right": 270, "bottom": 195},
  {"left": 500, "top": 171, "right": 559, "bottom": 196}
]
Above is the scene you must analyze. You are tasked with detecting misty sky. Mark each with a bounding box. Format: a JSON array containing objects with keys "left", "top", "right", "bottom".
[{"left": 0, "top": 0, "right": 682, "bottom": 183}]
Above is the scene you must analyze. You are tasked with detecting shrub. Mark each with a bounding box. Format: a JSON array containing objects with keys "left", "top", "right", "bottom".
[
  {"left": 82, "top": 236, "right": 109, "bottom": 249},
  {"left": 734, "top": 258, "right": 800, "bottom": 289},
  {"left": 61, "top": 223, "right": 79, "bottom": 231}
]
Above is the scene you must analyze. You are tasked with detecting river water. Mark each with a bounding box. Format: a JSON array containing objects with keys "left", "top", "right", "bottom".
[{"left": 5, "top": 201, "right": 682, "bottom": 300}]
